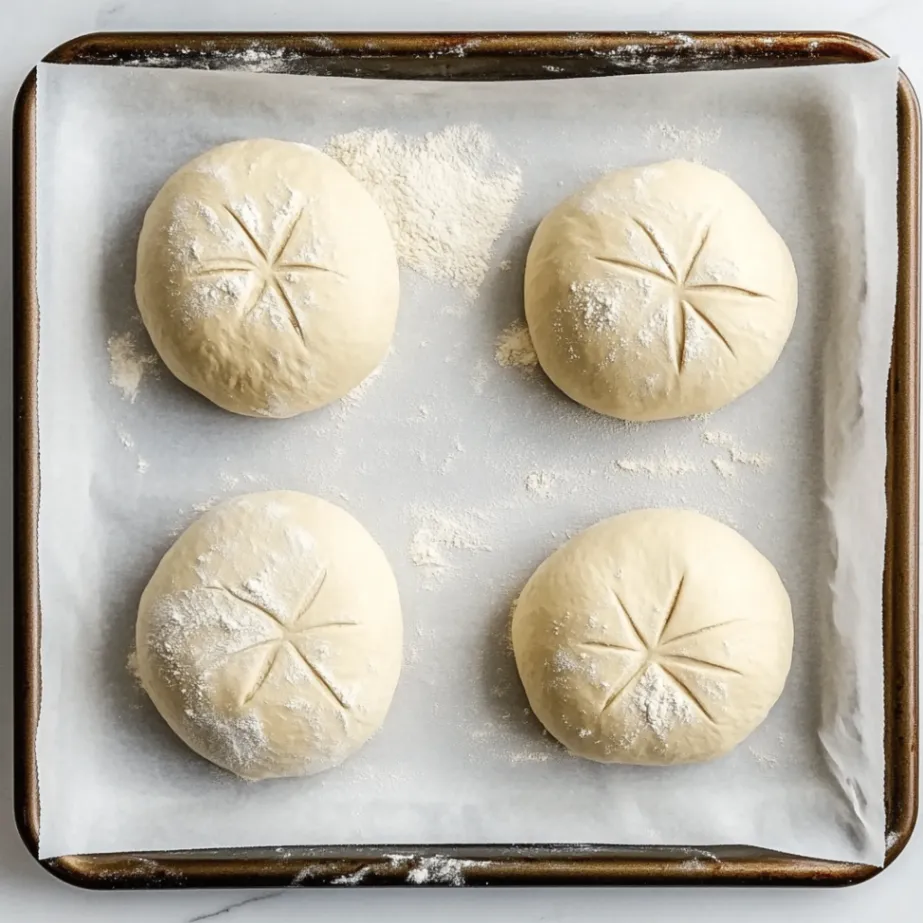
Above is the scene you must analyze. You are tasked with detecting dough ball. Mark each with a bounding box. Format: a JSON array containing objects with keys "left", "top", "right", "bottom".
[
  {"left": 135, "top": 491, "right": 402, "bottom": 780},
  {"left": 512, "top": 509, "right": 792, "bottom": 765},
  {"left": 135, "top": 139, "right": 399, "bottom": 418},
  {"left": 524, "top": 161, "right": 797, "bottom": 421}
]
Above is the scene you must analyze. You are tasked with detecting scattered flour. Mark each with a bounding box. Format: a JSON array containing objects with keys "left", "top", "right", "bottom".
[
  {"left": 191, "top": 496, "right": 221, "bottom": 514},
  {"left": 330, "top": 361, "right": 386, "bottom": 424},
  {"left": 332, "top": 866, "right": 372, "bottom": 886},
  {"left": 108, "top": 332, "right": 157, "bottom": 402},
  {"left": 701, "top": 429, "right": 736, "bottom": 449},
  {"left": 404, "top": 856, "right": 484, "bottom": 886},
  {"left": 439, "top": 438, "right": 465, "bottom": 474},
  {"left": 570, "top": 278, "right": 625, "bottom": 332},
  {"left": 126, "top": 649, "right": 141, "bottom": 685},
  {"left": 643, "top": 121, "right": 722, "bottom": 158},
  {"left": 408, "top": 507, "right": 492, "bottom": 584},
  {"left": 696, "top": 675, "right": 728, "bottom": 703},
  {"left": 117, "top": 427, "right": 150, "bottom": 474},
  {"left": 748, "top": 746, "right": 779, "bottom": 768},
  {"left": 711, "top": 456, "right": 736, "bottom": 479},
  {"left": 730, "top": 447, "right": 771, "bottom": 469},
  {"left": 508, "top": 748, "right": 552, "bottom": 765},
  {"left": 614, "top": 454, "right": 698, "bottom": 479},
  {"left": 629, "top": 665, "right": 695, "bottom": 742},
  {"left": 702, "top": 430, "right": 772, "bottom": 472},
  {"left": 524, "top": 470, "right": 556, "bottom": 499},
  {"left": 470, "top": 358, "right": 493, "bottom": 395},
  {"left": 494, "top": 320, "right": 538, "bottom": 370},
  {"left": 325, "top": 124, "right": 522, "bottom": 295},
  {"left": 122, "top": 42, "right": 298, "bottom": 73},
  {"left": 331, "top": 853, "right": 486, "bottom": 887}
]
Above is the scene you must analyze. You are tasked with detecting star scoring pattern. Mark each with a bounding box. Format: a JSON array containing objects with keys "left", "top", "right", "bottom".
[
  {"left": 192, "top": 205, "right": 343, "bottom": 343},
  {"left": 205, "top": 565, "right": 357, "bottom": 710},
  {"left": 595, "top": 217, "right": 772, "bottom": 371},
  {"left": 578, "top": 574, "right": 744, "bottom": 724}
]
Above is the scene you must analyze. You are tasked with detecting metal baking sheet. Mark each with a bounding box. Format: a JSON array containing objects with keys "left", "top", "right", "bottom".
[{"left": 12, "top": 37, "right": 915, "bottom": 883}]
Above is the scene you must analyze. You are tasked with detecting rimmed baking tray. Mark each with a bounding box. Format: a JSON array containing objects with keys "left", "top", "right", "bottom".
[{"left": 13, "top": 30, "right": 920, "bottom": 888}]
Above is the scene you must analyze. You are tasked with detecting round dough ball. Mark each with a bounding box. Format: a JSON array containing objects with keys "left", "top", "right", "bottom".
[
  {"left": 512, "top": 509, "right": 792, "bottom": 765},
  {"left": 135, "top": 491, "right": 402, "bottom": 780},
  {"left": 135, "top": 139, "right": 399, "bottom": 418},
  {"left": 524, "top": 160, "right": 797, "bottom": 421}
]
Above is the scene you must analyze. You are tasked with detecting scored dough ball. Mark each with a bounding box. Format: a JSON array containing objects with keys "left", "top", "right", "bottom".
[
  {"left": 135, "top": 139, "right": 399, "bottom": 418},
  {"left": 512, "top": 509, "right": 793, "bottom": 765},
  {"left": 135, "top": 491, "right": 402, "bottom": 780},
  {"left": 524, "top": 160, "right": 797, "bottom": 421}
]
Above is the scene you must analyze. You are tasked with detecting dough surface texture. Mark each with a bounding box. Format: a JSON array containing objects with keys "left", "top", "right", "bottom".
[
  {"left": 512, "top": 508, "right": 793, "bottom": 764},
  {"left": 135, "top": 139, "right": 399, "bottom": 418},
  {"left": 524, "top": 160, "right": 797, "bottom": 421},
  {"left": 136, "top": 491, "right": 403, "bottom": 780}
]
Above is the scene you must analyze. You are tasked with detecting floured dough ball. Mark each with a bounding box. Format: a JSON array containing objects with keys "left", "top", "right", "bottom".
[
  {"left": 135, "top": 491, "right": 402, "bottom": 780},
  {"left": 512, "top": 509, "right": 792, "bottom": 765},
  {"left": 135, "top": 139, "right": 399, "bottom": 417},
  {"left": 524, "top": 161, "right": 797, "bottom": 421}
]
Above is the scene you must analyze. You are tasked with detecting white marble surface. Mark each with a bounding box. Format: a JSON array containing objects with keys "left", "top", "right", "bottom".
[{"left": 1, "top": 0, "right": 919, "bottom": 919}]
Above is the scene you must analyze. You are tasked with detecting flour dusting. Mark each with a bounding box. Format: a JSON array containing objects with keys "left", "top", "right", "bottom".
[
  {"left": 330, "top": 361, "right": 386, "bottom": 424},
  {"left": 712, "top": 456, "right": 736, "bottom": 479},
  {"left": 615, "top": 454, "right": 698, "bottom": 479},
  {"left": 629, "top": 665, "right": 695, "bottom": 741},
  {"left": 325, "top": 124, "right": 522, "bottom": 294},
  {"left": 570, "top": 278, "right": 625, "bottom": 332},
  {"left": 748, "top": 746, "right": 779, "bottom": 768},
  {"left": 644, "top": 121, "right": 722, "bottom": 157},
  {"left": 404, "top": 856, "right": 483, "bottom": 886},
  {"left": 409, "top": 507, "right": 491, "bottom": 572},
  {"left": 332, "top": 866, "right": 372, "bottom": 886},
  {"left": 703, "top": 430, "right": 772, "bottom": 471},
  {"left": 494, "top": 320, "right": 538, "bottom": 369},
  {"left": 126, "top": 649, "right": 141, "bottom": 686},
  {"left": 108, "top": 332, "right": 156, "bottom": 402},
  {"left": 524, "top": 470, "right": 556, "bottom": 499}
]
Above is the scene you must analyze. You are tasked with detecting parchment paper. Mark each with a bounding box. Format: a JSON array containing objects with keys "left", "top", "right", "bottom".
[{"left": 34, "top": 58, "right": 897, "bottom": 864}]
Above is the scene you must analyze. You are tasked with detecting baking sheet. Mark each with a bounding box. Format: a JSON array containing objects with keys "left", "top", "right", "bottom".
[{"left": 34, "top": 58, "right": 897, "bottom": 865}]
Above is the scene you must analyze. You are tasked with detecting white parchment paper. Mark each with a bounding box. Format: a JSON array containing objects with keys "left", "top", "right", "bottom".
[{"left": 35, "top": 58, "right": 897, "bottom": 864}]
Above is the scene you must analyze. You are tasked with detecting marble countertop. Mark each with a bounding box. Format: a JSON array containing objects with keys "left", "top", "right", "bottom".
[{"left": 2, "top": 0, "right": 919, "bottom": 919}]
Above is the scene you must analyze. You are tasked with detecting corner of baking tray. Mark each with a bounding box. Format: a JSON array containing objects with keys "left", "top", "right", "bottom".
[
  {"left": 12, "top": 805, "right": 40, "bottom": 869},
  {"left": 40, "top": 31, "right": 186, "bottom": 66},
  {"left": 811, "top": 31, "right": 887, "bottom": 62},
  {"left": 41, "top": 31, "right": 105, "bottom": 65},
  {"left": 899, "top": 70, "right": 922, "bottom": 131},
  {"left": 10, "top": 798, "right": 108, "bottom": 891},
  {"left": 13, "top": 67, "right": 37, "bottom": 125},
  {"left": 36, "top": 856, "right": 120, "bottom": 890},
  {"left": 887, "top": 807, "right": 920, "bottom": 873},
  {"left": 837, "top": 823, "right": 921, "bottom": 886}
]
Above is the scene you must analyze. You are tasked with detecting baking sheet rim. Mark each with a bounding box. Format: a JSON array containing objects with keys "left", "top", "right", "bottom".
[{"left": 12, "top": 29, "right": 920, "bottom": 888}]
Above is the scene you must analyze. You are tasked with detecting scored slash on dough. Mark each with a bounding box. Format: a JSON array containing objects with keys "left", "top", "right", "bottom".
[
  {"left": 594, "top": 216, "right": 772, "bottom": 371},
  {"left": 585, "top": 573, "right": 737, "bottom": 726},
  {"left": 190, "top": 203, "right": 345, "bottom": 345},
  {"left": 664, "top": 653, "right": 743, "bottom": 676},
  {"left": 203, "top": 566, "right": 359, "bottom": 710}
]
